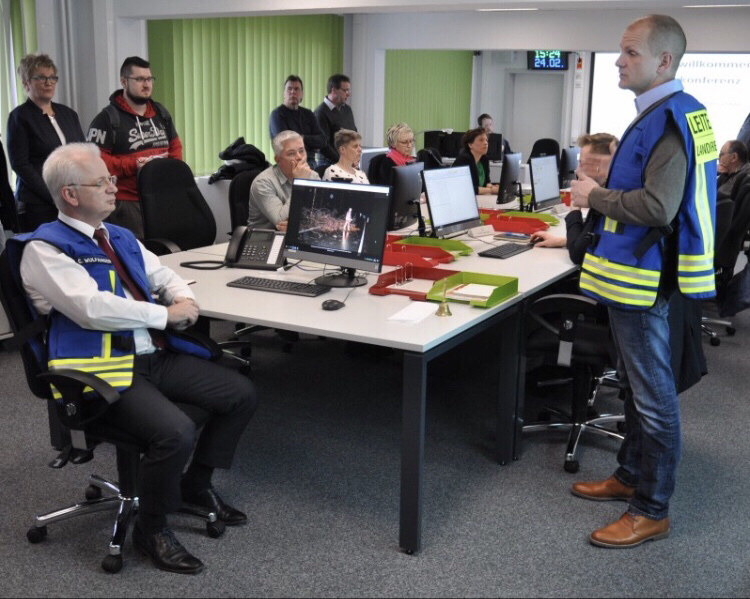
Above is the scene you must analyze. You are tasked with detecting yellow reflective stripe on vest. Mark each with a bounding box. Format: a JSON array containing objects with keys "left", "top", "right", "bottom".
[
  {"left": 580, "top": 271, "right": 657, "bottom": 306},
  {"left": 583, "top": 254, "right": 661, "bottom": 287},
  {"left": 50, "top": 370, "right": 134, "bottom": 400},
  {"left": 48, "top": 355, "right": 134, "bottom": 400},
  {"left": 678, "top": 273, "right": 716, "bottom": 292},
  {"left": 603, "top": 217, "right": 618, "bottom": 233},
  {"left": 678, "top": 253, "right": 714, "bottom": 272}
]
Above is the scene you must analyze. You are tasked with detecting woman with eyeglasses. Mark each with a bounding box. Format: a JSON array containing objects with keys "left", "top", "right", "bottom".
[
  {"left": 369, "top": 123, "right": 416, "bottom": 185},
  {"left": 7, "top": 53, "right": 85, "bottom": 231}
]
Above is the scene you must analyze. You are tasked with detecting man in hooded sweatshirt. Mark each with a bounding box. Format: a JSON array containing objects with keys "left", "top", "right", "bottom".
[{"left": 87, "top": 56, "right": 182, "bottom": 239}]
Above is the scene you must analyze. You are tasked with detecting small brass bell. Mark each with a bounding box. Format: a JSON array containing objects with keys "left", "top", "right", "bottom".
[{"left": 435, "top": 279, "right": 452, "bottom": 317}]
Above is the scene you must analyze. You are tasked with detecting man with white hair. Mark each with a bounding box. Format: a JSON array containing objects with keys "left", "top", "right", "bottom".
[
  {"left": 248, "top": 130, "right": 320, "bottom": 232},
  {"left": 9, "top": 142, "right": 258, "bottom": 574}
]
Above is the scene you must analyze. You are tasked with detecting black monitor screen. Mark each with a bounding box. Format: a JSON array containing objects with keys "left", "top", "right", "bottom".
[
  {"left": 559, "top": 146, "right": 580, "bottom": 187},
  {"left": 284, "top": 179, "right": 391, "bottom": 274},
  {"left": 497, "top": 152, "right": 522, "bottom": 205},
  {"left": 486, "top": 133, "right": 504, "bottom": 162},
  {"left": 422, "top": 166, "right": 481, "bottom": 238},
  {"left": 529, "top": 154, "right": 561, "bottom": 211},
  {"left": 389, "top": 162, "right": 425, "bottom": 231}
]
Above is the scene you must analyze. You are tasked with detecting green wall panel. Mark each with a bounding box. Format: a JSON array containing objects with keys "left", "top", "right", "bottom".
[
  {"left": 384, "top": 50, "right": 474, "bottom": 150},
  {"left": 147, "top": 15, "right": 343, "bottom": 175}
]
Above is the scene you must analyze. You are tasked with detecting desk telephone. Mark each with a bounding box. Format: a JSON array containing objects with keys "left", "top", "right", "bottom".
[{"left": 225, "top": 226, "right": 286, "bottom": 270}]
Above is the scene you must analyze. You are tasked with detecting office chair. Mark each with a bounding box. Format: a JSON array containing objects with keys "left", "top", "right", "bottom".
[
  {"left": 367, "top": 153, "right": 389, "bottom": 185},
  {"left": 137, "top": 158, "right": 217, "bottom": 255},
  {"left": 528, "top": 138, "right": 561, "bottom": 162},
  {"left": 522, "top": 293, "right": 624, "bottom": 473},
  {"left": 227, "top": 167, "right": 267, "bottom": 233},
  {"left": 0, "top": 249, "right": 227, "bottom": 574},
  {"left": 416, "top": 147, "right": 444, "bottom": 170},
  {"left": 137, "top": 159, "right": 253, "bottom": 370}
]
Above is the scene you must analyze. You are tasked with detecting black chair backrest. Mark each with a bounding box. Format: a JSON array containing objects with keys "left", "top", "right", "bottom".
[
  {"left": 0, "top": 249, "right": 52, "bottom": 401},
  {"left": 416, "top": 147, "right": 444, "bottom": 171},
  {"left": 0, "top": 140, "right": 20, "bottom": 233},
  {"left": 137, "top": 158, "right": 216, "bottom": 252},
  {"left": 529, "top": 138, "right": 561, "bottom": 162},
  {"left": 314, "top": 164, "right": 330, "bottom": 179},
  {"left": 368, "top": 153, "right": 388, "bottom": 185},
  {"left": 228, "top": 168, "right": 266, "bottom": 231}
]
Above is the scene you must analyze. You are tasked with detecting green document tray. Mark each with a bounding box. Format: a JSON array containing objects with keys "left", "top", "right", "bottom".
[
  {"left": 501, "top": 210, "right": 560, "bottom": 225},
  {"left": 393, "top": 236, "right": 473, "bottom": 256},
  {"left": 425, "top": 271, "right": 519, "bottom": 308}
]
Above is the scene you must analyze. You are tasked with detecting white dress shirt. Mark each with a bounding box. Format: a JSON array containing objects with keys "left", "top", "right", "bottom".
[{"left": 20, "top": 212, "right": 195, "bottom": 355}]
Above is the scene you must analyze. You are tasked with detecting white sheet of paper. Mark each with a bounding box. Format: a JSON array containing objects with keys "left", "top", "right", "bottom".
[
  {"left": 388, "top": 279, "right": 435, "bottom": 294},
  {"left": 387, "top": 301, "right": 438, "bottom": 324}
]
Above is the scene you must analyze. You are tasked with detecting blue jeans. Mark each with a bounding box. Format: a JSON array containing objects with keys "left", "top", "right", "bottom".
[{"left": 608, "top": 294, "right": 680, "bottom": 520}]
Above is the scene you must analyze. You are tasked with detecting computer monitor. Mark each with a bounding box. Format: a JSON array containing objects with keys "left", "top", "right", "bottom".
[
  {"left": 359, "top": 147, "right": 389, "bottom": 177},
  {"left": 422, "top": 166, "right": 482, "bottom": 238},
  {"left": 529, "top": 154, "right": 562, "bottom": 212},
  {"left": 486, "top": 133, "right": 504, "bottom": 162},
  {"left": 388, "top": 162, "right": 425, "bottom": 231},
  {"left": 423, "top": 130, "right": 463, "bottom": 159},
  {"left": 496, "top": 152, "right": 522, "bottom": 205},
  {"left": 559, "top": 146, "right": 580, "bottom": 187},
  {"left": 283, "top": 179, "right": 391, "bottom": 288}
]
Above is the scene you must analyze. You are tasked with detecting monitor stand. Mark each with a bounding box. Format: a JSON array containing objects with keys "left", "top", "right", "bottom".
[{"left": 315, "top": 267, "right": 367, "bottom": 288}]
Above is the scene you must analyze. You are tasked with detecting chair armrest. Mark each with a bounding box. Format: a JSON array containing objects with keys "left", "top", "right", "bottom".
[
  {"left": 143, "top": 238, "right": 182, "bottom": 255},
  {"left": 37, "top": 369, "right": 121, "bottom": 429},
  {"left": 530, "top": 293, "right": 601, "bottom": 319}
]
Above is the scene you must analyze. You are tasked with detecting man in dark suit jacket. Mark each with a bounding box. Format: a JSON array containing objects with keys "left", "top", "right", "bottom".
[{"left": 314, "top": 74, "right": 357, "bottom": 168}]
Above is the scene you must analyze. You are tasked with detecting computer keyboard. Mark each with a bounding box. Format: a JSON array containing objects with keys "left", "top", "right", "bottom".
[
  {"left": 227, "top": 275, "right": 331, "bottom": 297},
  {"left": 478, "top": 242, "right": 533, "bottom": 260}
]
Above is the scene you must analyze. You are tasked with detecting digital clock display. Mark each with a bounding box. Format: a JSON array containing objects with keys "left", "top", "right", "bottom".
[{"left": 527, "top": 51, "right": 569, "bottom": 71}]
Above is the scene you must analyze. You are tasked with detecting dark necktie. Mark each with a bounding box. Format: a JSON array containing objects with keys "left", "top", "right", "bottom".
[{"left": 93, "top": 228, "right": 165, "bottom": 349}]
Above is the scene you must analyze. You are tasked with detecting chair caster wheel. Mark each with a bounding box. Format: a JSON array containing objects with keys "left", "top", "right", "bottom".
[
  {"left": 710, "top": 337, "right": 720, "bottom": 346},
  {"left": 727, "top": 326, "right": 736, "bottom": 336},
  {"left": 402, "top": 549, "right": 415, "bottom": 555},
  {"left": 207, "top": 520, "right": 226, "bottom": 538},
  {"left": 85, "top": 484, "right": 103, "bottom": 500},
  {"left": 101, "top": 554, "right": 123, "bottom": 573},
  {"left": 27, "top": 526, "right": 48, "bottom": 543},
  {"left": 564, "top": 460, "right": 579, "bottom": 473}
]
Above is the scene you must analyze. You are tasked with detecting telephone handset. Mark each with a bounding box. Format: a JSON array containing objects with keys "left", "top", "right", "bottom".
[{"left": 225, "top": 226, "right": 286, "bottom": 270}]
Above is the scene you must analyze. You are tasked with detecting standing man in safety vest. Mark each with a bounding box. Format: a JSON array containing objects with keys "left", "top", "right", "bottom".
[{"left": 569, "top": 15, "right": 717, "bottom": 548}]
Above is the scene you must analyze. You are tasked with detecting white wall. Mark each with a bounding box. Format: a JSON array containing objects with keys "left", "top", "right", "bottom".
[{"left": 32, "top": 2, "right": 750, "bottom": 149}]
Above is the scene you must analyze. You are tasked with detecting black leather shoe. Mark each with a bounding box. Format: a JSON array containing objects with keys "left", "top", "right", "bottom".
[
  {"left": 132, "top": 525, "right": 204, "bottom": 574},
  {"left": 182, "top": 487, "right": 248, "bottom": 526}
]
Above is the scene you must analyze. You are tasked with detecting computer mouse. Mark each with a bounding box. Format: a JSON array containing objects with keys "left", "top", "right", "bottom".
[{"left": 322, "top": 299, "right": 345, "bottom": 311}]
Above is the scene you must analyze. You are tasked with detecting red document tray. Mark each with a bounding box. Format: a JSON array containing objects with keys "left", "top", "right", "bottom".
[
  {"left": 369, "top": 266, "right": 460, "bottom": 301},
  {"left": 483, "top": 212, "right": 549, "bottom": 234},
  {"left": 383, "top": 239, "right": 456, "bottom": 267}
]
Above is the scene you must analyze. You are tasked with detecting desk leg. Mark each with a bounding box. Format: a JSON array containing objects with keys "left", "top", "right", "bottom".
[
  {"left": 495, "top": 310, "right": 521, "bottom": 464},
  {"left": 400, "top": 351, "right": 426, "bottom": 554}
]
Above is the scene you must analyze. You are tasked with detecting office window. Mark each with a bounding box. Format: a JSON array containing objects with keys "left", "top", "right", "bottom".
[
  {"left": 384, "top": 50, "right": 473, "bottom": 149},
  {"left": 589, "top": 52, "right": 750, "bottom": 147},
  {"left": 147, "top": 15, "right": 343, "bottom": 175}
]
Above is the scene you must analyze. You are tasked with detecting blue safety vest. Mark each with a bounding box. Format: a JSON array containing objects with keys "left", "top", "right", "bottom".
[
  {"left": 8, "top": 220, "right": 210, "bottom": 399},
  {"left": 580, "top": 91, "right": 718, "bottom": 310}
]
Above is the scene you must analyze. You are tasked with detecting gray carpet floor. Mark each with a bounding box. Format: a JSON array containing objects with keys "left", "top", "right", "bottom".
[{"left": 0, "top": 306, "right": 749, "bottom": 598}]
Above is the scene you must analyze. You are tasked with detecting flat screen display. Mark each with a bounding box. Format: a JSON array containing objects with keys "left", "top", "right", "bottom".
[
  {"left": 529, "top": 155, "right": 561, "bottom": 211},
  {"left": 422, "top": 166, "right": 481, "bottom": 237},
  {"left": 284, "top": 179, "right": 391, "bottom": 273}
]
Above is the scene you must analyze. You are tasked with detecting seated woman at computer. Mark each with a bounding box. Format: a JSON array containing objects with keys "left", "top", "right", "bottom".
[
  {"left": 452, "top": 128, "right": 500, "bottom": 196},
  {"left": 370, "top": 123, "right": 416, "bottom": 185},
  {"left": 530, "top": 132, "right": 618, "bottom": 264},
  {"left": 323, "top": 129, "right": 369, "bottom": 184}
]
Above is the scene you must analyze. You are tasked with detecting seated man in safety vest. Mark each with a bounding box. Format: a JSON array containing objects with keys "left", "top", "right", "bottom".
[{"left": 8, "top": 142, "right": 258, "bottom": 575}]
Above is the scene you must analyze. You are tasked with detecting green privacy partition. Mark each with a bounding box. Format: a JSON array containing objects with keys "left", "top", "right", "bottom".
[
  {"left": 147, "top": 15, "right": 343, "bottom": 175},
  {"left": 384, "top": 50, "right": 473, "bottom": 149}
]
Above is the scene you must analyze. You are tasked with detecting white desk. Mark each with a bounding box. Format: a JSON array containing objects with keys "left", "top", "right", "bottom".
[{"left": 160, "top": 221, "right": 575, "bottom": 553}]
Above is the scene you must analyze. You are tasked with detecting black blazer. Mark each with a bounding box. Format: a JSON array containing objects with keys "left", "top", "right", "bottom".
[
  {"left": 452, "top": 149, "right": 490, "bottom": 194},
  {"left": 6, "top": 99, "right": 85, "bottom": 208}
]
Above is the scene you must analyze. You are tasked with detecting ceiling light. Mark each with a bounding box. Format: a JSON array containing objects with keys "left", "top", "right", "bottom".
[
  {"left": 477, "top": 7, "right": 539, "bottom": 11},
  {"left": 683, "top": 3, "right": 750, "bottom": 6}
]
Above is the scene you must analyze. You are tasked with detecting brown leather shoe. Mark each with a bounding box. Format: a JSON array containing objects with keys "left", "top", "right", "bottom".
[
  {"left": 590, "top": 512, "right": 670, "bottom": 548},
  {"left": 571, "top": 475, "right": 635, "bottom": 502}
]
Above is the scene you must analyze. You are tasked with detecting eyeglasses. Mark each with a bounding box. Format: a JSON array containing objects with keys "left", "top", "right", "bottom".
[
  {"left": 30, "top": 75, "right": 59, "bottom": 84},
  {"left": 125, "top": 76, "right": 156, "bottom": 84},
  {"left": 397, "top": 139, "right": 415, "bottom": 146},
  {"left": 67, "top": 176, "right": 118, "bottom": 189}
]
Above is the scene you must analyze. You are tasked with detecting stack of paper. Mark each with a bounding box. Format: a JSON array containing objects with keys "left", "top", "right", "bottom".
[{"left": 446, "top": 283, "right": 497, "bottom": 301}]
